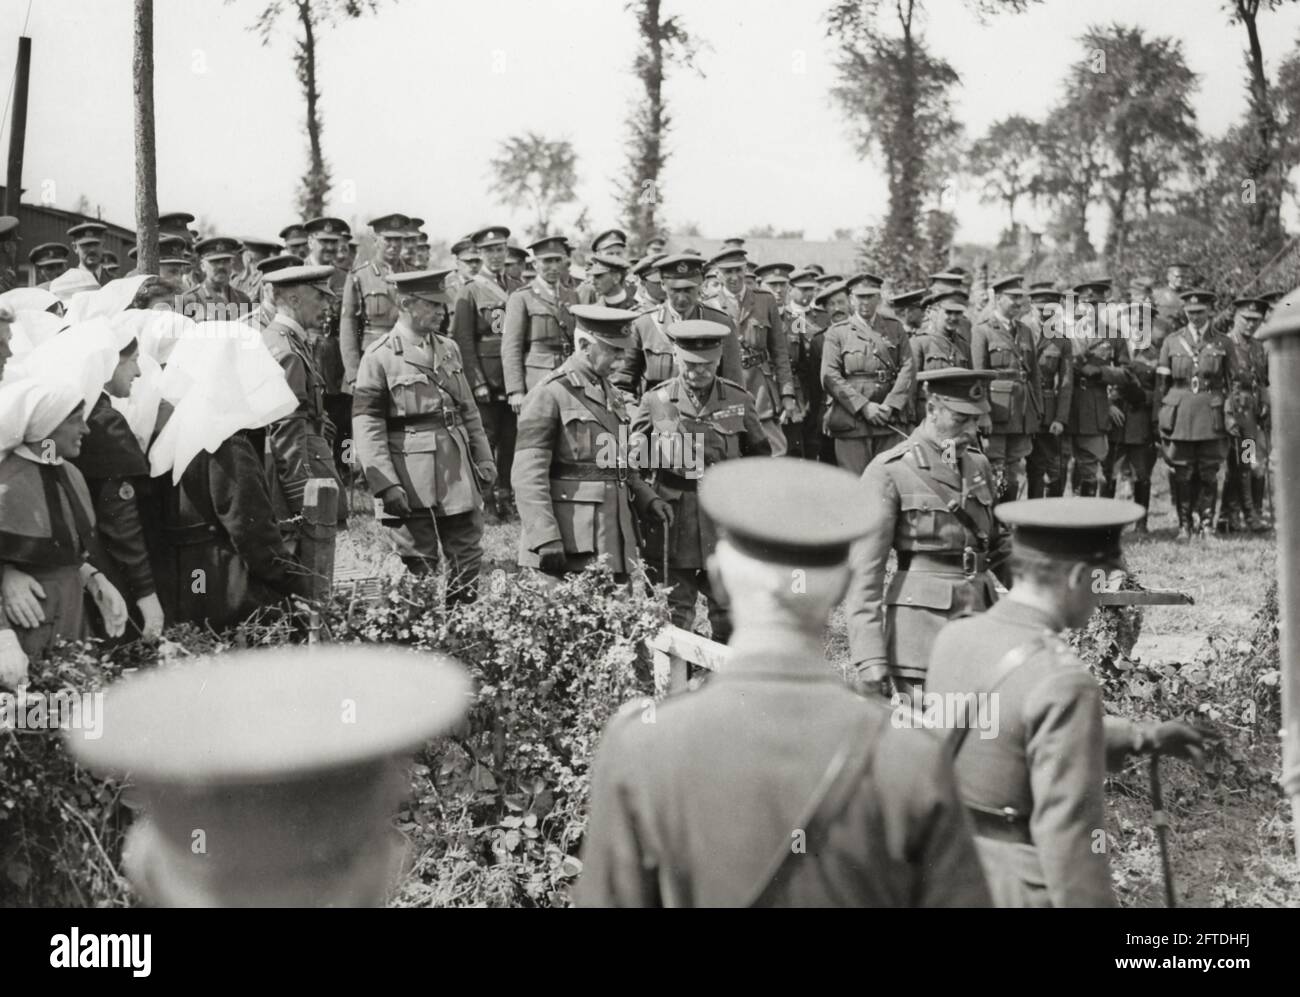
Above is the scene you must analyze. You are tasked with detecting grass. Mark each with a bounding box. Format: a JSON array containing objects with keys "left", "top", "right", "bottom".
[{"left": 340, "top": 461, "right": 1292, "bottom": 907}]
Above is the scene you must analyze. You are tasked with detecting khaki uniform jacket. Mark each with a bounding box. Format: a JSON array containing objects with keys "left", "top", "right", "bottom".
[
  {"left": 451, "top": 270, "right": 520, "bottom": 398},
  {"left": 512, "top": 353, "right": 657, "bottom": 572},
  {"left": 352, "top": 323, "right": 495, "bottom": 515},
  {"left": 178, "top": 281, "right": 251, "bottom": 322},
  {"left": 783, "top": 305, "right": 824, "bottom": 423},
  {"left": 821, "top": 314, "right": 915, "bottom": 438},
  {"left": 846, "top": 428, "right": 1010, "bottom": 682},
  {"left": 340, "top": 260, "right": 403, "bottom": 389},
  {"left": 1115, "top": 344, "right": 1159, "bottom": 445},
  {"left": 630, "top": 375, "right": 770, "bottom": 569},
  {"left": 971, "top": 313, "right": 1042, "bottom": 435},
  {"left": 706, "top": 287, "right": 795, "bottom": 420},
  {"left": 1222, "top": 332, "right": 1267, "bottom": 442},
  {"left": 576, "top": 631, "right": 993, "bottom": 908},
  {"left": 1157, "top": 325, "right": 1239, "bottom": 442},
  {"left": 927, "top": 599, "right": 1116, "bottom": 908},
  {"left": 501, "top": 277, "right": 577, "bottom": 397},
  {"left": 909, "top": 324, "right": 971, "bottom": 413},
  {"left": 1068, "top": 329, "right": 1135, "bottom": 436},
  {"left": 261, "top": 314, "right": 341, "bottom": 520},
  {"left": 1034, "top": 332, "right": 1074, "bottom": 429},
  {"left": 611, "top": 302, "right": 744, "bottom": 399}
]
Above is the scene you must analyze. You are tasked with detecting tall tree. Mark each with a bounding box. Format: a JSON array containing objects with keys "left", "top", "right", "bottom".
[
  {"left": 1037, "top": 101, "right": 1105, "bottom": 262},
  {"left": 133, "top": 0, "right": 159, "bottom": 274},
  {"left": 826, "top": 1, "right": 1036, "bottom": 258},
  {"left": 489, "top": 133, "right": 580, "bottom": 240},
  {"left": 1226, "top": 0, "right": 1296, "bottom": 253},
  {"left": 967, "top": 115, "right": 1041, "bottom": 238},
  {"left": 1064, "top": 25, "right": 1200, "bottom": 262},
  {"left": 245, "top": 1, "right": 382, "bottom": 218},
  {"left": 620, "top": 1, "right": 702, "bottom": 253}
]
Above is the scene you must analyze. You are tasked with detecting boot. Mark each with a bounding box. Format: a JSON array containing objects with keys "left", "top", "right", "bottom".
[
  {"left": 1133, "top": 480, "right": 1150, "bottom": 533},
  {"left": 1240, "top": 469, "right": 1266, "bottom": 533},
  {"left": 1046, "top": 478, "right": 1067, "bottom": 498},
  {"left": 1027, "top": 475, "right": 1045, "bottom": 499},
  {"left": 1100, "top": 478, "right": 1117, "bottom": 499},
  {"left": 1251, "top": 475, "right": 1269, "bottom": 529},
  {"left": 1199, "top": 500, "right": 1218, "bottom": 539},
  {"left": 1175, "top": 478, "right": 1194, "bottom": 541},
  {"left": 1076, "top": 479, "right": 1097, "bottom": 498}
]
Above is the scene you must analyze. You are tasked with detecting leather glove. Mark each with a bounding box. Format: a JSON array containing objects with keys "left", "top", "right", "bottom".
[
  {"left": 136, "top": 592, "right": 165, "bottom": 640},
  {"left": 0, "top": 629, "right": 29, "bottom": 689},
  {"left": 84, "top": 569, "right": 128, "bottom": 638},
  {"left": 380, "top": 485, "right": 411, "bottom": 518},
  {"left": 2, "top": 566, "right": 47, "bottom": 630},
  {"left": 649, "top": 498, "right": 674, "bottom": 525},
  {"left": 537, "top": 540, "right": 568, "bottom": 574}
]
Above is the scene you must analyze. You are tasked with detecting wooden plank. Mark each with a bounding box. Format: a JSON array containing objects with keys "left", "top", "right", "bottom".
[{"left": 1095, "top": 590, "right": 1194, "bottom": 606}]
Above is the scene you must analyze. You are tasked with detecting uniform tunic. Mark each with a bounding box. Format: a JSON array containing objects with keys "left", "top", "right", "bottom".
[
  {"left": 178, "top": 281, "right": 251, "bottom": 322},
  {"left": 846, "top": 428, "right": 1010, "bottom": 685},
  {"left": 577, "top": 630, "right": 992, "bottom": 908},
  {"left": 512, "top": 352, "right": 658, "bottom": 574},
  {"left": 782, "top": 304, "right": 825, "bottom": 459},
  {"left": 630, "top": 375, "right": 769, "bottom": 636},
  {"left": 500, "top": 277, "right": 577, "bottom": 397},
  {"left": 145, "top": 432, "right": 310, "bottom": 629},
  {"left": 0, "top": 451, "right": 100, "bottom": 657},
  {"left": 261, "top": 314, "right": 341, "bottom": 524},
  {"left": 340, "top": 259, "right": 403, "bottom": 389},
  {"left": 821, "top": 314, "right": 916, "bottom": 475},
  {"left": 928, "top": 600, "right": 1116, "bottom": 908},
  {"left": 1026, "top": 334, "right": 1074, "bottom": 498},
  {"left": 971, "top": 312, "right": 1042, "bottom": 437},
  {"left": 1157, "top": 325, "right": 1238, "bottom": 443},
  {"left": 611, "top": 301, "right": 744, "bottom": 400}
]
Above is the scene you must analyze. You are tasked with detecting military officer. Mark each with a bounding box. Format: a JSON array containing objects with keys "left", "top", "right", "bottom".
[
  {"left": 157, "top": 236, "right": 195, "bottom": 289},
  {"left": 301, "top": 218, "right": 351, "bottom": 483},
  {"left": 340, "top": 213, "right": 408, "bottom": 390},
  {"left": 643, "top": 234, "right": 668, "bottom": 258},
  {"left": 505, "top": 242, "right": 527, "bottom": 284},
  {"left": 353, "top": 270, "right": 496, "bottom": 600},
  {"left": 0, "top": 216, "right": 20, "bottom": 294},
  {"left": 452, "top": 225, "right": 521, "bottom": 518},
  {"left": 927, "top": 498, "right": 1210, "bottom": 907},
  {"left": 821, "top": 279, "right": 916, "bottom": 475},
  {"left": 179, "top": 237, "right": 252, "bottom": 321},
  {"left": 580, "top": 253, "right": 636, "bottom": 309},
  {"left": 278, "top": 222, "right": 309, "bottom": 260},
  {"left": 758, "top": 262, "right": 816, "bottom": 458},
  {"left": 63, "top": 222, "right": 108, "bottom": 286},
  {"left": 970, "top": 275, "right": 1042, "bottom": 501},
  {"left": 928, "top": 269, "right": 973, "bottom": 354},
  {"left": 260, "top": 265, "right": 343, "bottom": 534},
  {"left": 400, "top": 217, "right": 423, "bottom": 271},
  {"left": 591, "top": 228, "right": 630, "bottom": 259},
  {"left": 29, "top": 243, "right": 70, "bottom": 288},
  {"left": 1100, "top": 299, "right": 1160, "bottom": 531},
  {"left": 845, "top": 368, "right": 1011, "bottom": 698},
  {"left": 1218, "top": 297, "right": 1270, "bottom": 532},
  {"left": 1066, "top": 279, "right": 1134, "bottom": 496},
  {"left": 1157, "top": 288, "right": 1239, "bottom": 539},
  {"left": 1025, "top": 286, "right": 1074, "bottom": 498},
  {"left": 630, "top": 321, "right": 770, "bottom": 641},
  {"left": 502, "top": 234, "right": 577, "bottom": 405},
  {"left": 577, "top": 457, "right": 992, "bottom": 908},
  {"left": 232, "top": 237, "right": 282, "bottom": 300},
  {"left": 512, "top": 305, "right": 671, "bottom": 579},
  {"left": 451, "top": 236, "right": 483, "bottom": 290},
  {"left": 909, "top": 289, "right": 972, "bottom": 385},
  {"left": 611, "top": 253, "right": 743, "bottom": 400},
  {"left": 631, "top": 253, "right": 666, "bottom": 309},
  {"left": 706, "top": 248, "right": 797, "bottom": 454}
]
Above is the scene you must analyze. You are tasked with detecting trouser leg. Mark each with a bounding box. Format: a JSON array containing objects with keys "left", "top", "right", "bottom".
[
  {"left": 666, "top": 567, "right": 701, "bottom": 632},
  {"left": 437, "top": 509, "right": 485, "bottom": 604},
  {"left": 698, "top": 568, "right": 732, "bottom": 645},
  {"left": 834, "top": 437, "right": 870, "bottom": 477},
  {"left": 396, "top": 516, "right": 442, "bottom": 576}
]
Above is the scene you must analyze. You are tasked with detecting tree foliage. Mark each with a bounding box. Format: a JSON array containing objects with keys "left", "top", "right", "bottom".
[
  {"left": 488, "top": 133, "right": 580, "bottom": 241},
  {"left": 245, "top": 0, "right": 383, "bottom": 219},
  {"left": 620, "top": 1, "right": 703, "bottom": 253},
  {"left": 968, "top": 115, "right": 1041, "bottom": 240}
]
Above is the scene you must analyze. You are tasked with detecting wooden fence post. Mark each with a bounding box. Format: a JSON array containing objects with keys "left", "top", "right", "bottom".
[{"left": 301, "top": 477, "right": 339, "bottom": 645}]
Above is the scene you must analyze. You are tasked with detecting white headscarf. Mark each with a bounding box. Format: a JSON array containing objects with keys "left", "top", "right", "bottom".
[
  {"left": 0, "top": 287, "right": 60, "bottom": 314},
  {"left": 3, "top": 317, "right": 121, "bottom": 414},
  {"left": 149, "top": 321, "right": 298, "bottom": 483},
  {"left": 63, "top": 275, "right": 152, "bottom": 324},
  {"left": 7, "top": 309, "right": 65, "bottom": 353},
  {"left": 50, "top": 268, "right": 101, "bottom": 303},
  {"left": 109, "top": 309, "right": 199, "bottom": 452},
  {"left": 0, "top": 377, "right": 83, "bottom": 461}
]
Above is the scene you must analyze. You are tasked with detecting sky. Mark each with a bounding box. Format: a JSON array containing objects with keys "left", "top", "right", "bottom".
[{"left": 3, "top": 0, "right": 1300, "bottom": 248}]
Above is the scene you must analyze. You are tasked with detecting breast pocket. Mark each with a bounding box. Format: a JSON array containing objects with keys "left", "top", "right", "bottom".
[
  {"left": 363, "top": 291, "right": 394, "bottom": 323},
  {"left": 709, "top": 413, "right": 746, "bottom": 462},
  {"left": 898, "top": 491, "right": 945, "bottom": 542},
  {"left": 1198, "top": 348, "right": 1224, "bottom": 377},
  {"left": 559, "top": 406, "right": 601, "bottom": 462},
  {"left": 843, "top": 349, "right": 868, "bottom": 375},
  {"left": 645, "top": 348, "right": 675, "bottom": 383},
  {"left": 389, "top": 372, "right": 434, "bottom": 417},
  {"left": 1170, "top": 354, "right": 1195, "bottom": 380}
]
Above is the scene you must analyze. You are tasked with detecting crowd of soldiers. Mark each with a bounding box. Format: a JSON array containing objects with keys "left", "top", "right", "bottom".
[{"left": 0, "top": 208, "right": 1275, "bottom": 907}]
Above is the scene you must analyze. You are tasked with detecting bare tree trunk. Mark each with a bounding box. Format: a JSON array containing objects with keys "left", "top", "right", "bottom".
[
  {"left": 1239, "top": 0, "right": 1282, "bottom": 251},
  {"left": 296, "top": 0, "right": 328, "bottom": 217},
  {"left": 133, "top": 0, "right": 159, "bottom": 274}
]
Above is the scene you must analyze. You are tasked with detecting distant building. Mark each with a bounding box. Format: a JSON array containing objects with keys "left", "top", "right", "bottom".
[{"left": 0, "top": 186, "right": 135, "bottom": 285}]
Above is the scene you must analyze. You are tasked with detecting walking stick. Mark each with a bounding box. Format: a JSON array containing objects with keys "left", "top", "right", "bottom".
[
  {"left": 1149, "top": 754, "right": 1177, "bottom": 907},
  {"left": 661, "top": 518, "right": 670, "bottom": 585}
]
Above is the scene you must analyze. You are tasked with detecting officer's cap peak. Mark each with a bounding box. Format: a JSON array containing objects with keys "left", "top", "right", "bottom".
[{"left": 996, "top": 497, "right": 1144, "bottom": 564}]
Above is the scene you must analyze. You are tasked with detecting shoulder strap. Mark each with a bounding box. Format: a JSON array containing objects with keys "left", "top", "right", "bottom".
[
  {"left": 947, "top": 633, "right": 1053, "bottom": 759},
  {"left": 896, "top": 452, "right": 990, "bottom": 551},
  {"left": 743, "top": 716, "right": 886, "bottom": 908}
]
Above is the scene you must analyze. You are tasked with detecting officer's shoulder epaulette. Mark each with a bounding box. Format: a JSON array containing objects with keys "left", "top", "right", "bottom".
[
  {"left": 655, "top": 380, "right": 679, "bottom": 403},
  {"left": 880, "top": 438, "right": 914, "bottom": 464},
  {"left": 362, "top": 330, "right": 392, "bottom": 355},
  {"left": 752, "top": 286, "right": 775, "bottom": 298},
  {"left": 436, "top": 333, "right": 461, "bottom": 356},
  {"left": 715, "top": 376, "right": 747, "bottom": 395}
]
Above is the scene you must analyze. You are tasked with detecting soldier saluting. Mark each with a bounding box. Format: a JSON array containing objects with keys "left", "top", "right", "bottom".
[
  {"left": 353, "top": 270, "right": 495, "bottom": 602},
  {"left": 512, "top": 305, "right": 671, "bottom": 580},
  {"left": 846, "top": 368, "right": 1010, "bottom": 699},
  {"left": 630, "top": 320, "right": 769, "bottom": 643}
]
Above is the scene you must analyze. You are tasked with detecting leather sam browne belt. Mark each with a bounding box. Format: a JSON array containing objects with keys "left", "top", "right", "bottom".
[
  {"left": 388, "top": 412, "right": 461, "bottom": 429},
  {"left": 897, "top": 549, "right": 989, "bottom": 577},
  {"left": 550, "top": 461, "right": 628, "bottom": 482}
]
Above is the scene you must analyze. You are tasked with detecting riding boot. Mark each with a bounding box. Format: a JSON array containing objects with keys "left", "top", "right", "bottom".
[
  {"left": 1240, "top": 468, "right": 1266, "bottom": 532},
  {"left": 1100, "top": 478, "right": 1116, "bottom": 499},
  {"left": 1133, "top": 480, "right": 1150, "bottom": 533},
  {"left": 1251, "top": 474, "right": 1269, "bottom": 529}
]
